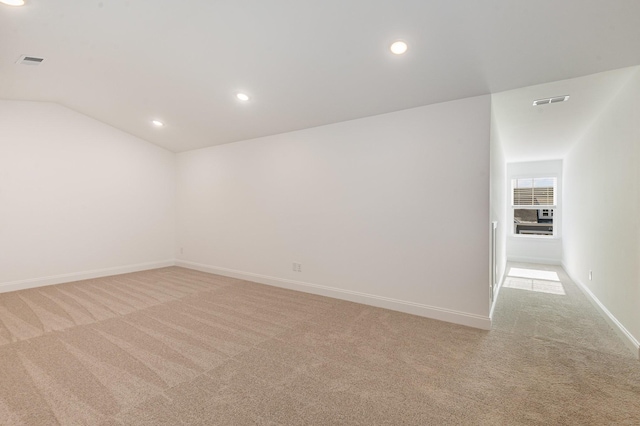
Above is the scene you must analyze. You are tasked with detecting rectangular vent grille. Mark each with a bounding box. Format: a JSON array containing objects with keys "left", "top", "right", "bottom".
[
  {"left": 16, "top": 55, "right": 45, "bottom": 65},
  {"left": 533, "top": 95, "right": 569, "bottom": 106},
  {"left": 533, "top": 99, "right": 550, "bottom": 106}
]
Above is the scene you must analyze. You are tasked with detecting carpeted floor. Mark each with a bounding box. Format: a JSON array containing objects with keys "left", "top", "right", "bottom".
[{"left": 0, "top": 264, "right": 638, "bottom": 425}]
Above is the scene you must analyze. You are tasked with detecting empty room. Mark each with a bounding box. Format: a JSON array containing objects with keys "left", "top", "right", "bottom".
[{"left": 1, "top": 1, "right": 639, "bottom": 425}]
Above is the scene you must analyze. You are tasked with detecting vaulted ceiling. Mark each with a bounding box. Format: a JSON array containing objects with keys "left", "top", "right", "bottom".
[{"left": 2, "top": 1, "right": 640, "bottom": 152}]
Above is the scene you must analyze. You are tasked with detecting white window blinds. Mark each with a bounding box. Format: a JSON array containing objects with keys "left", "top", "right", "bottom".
[{"left": 512, "top": 177, "right": 556, "bottom": 207}]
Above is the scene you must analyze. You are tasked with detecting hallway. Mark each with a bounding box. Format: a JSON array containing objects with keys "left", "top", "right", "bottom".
[
  {"left": 494, "top": 262, "right": 631, "bottom": 357},
  {"left": 486, "top": 262, "right": 640, "bottom": 423}
]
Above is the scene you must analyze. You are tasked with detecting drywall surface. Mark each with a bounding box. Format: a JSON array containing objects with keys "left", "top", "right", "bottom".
[
  {"left": 490, "top": 102, "right": 508, "bottom": 313},
  {"left": 0, "top": 101, "right": 176, "bottom": 288},
  {"left": 563, "top": 68, "right": 640, "bottom": 345},
  {"left": 176, "top": 95, "right": 492, "bottom": 328},
  {"left": 506, "top": 160, "right": 563, "bottom": 264}
]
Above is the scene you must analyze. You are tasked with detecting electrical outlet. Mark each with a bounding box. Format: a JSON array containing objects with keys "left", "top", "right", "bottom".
[
  {"left": 589, "top": 270, "right": 593, "bottom": 281},
  {"left": 292, "top": 262, "right": 302, "bottom": 272},
  {"left": 180, "top": 247, "right": 184, "bottom": 255}
]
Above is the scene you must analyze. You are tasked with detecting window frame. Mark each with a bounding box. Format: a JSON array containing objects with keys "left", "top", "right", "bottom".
[{"left": 510, "top": 175, "right": 559, "bottom": 239}]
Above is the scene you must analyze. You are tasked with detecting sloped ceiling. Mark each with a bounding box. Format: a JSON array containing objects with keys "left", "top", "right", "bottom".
[{"left": 1, "top": 0, "right": 640, "bottom": 152}]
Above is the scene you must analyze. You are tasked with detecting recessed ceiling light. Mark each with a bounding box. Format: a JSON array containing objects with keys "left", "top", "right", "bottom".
[
  {"left": 236, "top": 93, "right": 250, "bottom": 101},
  {"left": 0, "top": 0, "right": 25, "bottom": 6},
  {"left": 152, "top": 120, "right": 164, "bottom": 127},
  {"left": 390, "top": 41, "right": 408, "bottom": 55}
]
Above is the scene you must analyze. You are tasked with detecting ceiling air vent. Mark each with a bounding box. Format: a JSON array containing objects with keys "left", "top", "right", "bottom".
[
  {"left": 550, "top": 95, "right": 568, "bottom": 103},
  {"left": 533, "top": 95, "right": 569, "bottom": 106},
  {"left": 16, "top": 55, "right": 45, "bottom": 65}
]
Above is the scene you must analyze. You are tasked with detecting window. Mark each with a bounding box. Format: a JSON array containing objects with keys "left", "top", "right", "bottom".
[{"left": 512, "top": 177, "right": 556, "bottom": 236}]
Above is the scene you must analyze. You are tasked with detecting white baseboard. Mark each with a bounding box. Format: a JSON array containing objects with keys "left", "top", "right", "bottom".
[
  {"left": 176, "top": 260, "right": 492, "bottom": 330},
  {"left": 562, "top": 262, "right": 640, "bottom": 360},
  {"left": 508, "top": 256, "right": 562, "bottom": 265},
  {"left": 0, "top": 260, "right": 176, "bottom": 294}
]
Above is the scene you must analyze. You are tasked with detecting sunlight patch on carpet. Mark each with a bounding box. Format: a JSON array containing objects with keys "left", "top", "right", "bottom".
[{"left": 504, "top": 268, "right": 565, "bottom": 295}]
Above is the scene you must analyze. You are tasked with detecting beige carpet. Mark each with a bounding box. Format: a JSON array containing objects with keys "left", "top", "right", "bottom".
[{"left": 0, "top": 264, "right": 638, "bottom": 425}]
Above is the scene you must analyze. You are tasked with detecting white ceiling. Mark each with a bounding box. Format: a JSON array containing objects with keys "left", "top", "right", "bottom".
[
  {"left": 492, "top": 66, "right": 639, "bottom": 163},
  {"left": 1, "top": 0, "right": 640, "bottom": 153}
]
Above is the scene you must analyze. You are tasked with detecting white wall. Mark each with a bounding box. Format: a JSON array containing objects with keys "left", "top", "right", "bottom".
[
  {"left": 506, "top": 160, "right": 563, "bottom": 264},
  {"left": 0, "top": 101, "right": 176, "bottom": 290},
  {"left": 563, "top": 68, "right": 640, "bottom": 351},
  {"left": 176, "top": 95, "right": 492, "bottom": 329},
  {"left": 490, "top": 101, "right": 508, "bottom": 314}
]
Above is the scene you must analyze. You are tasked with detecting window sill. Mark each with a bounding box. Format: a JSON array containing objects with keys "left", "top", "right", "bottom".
[{"left": 509, "top": 234, "right": 561, "bottom": 241}]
